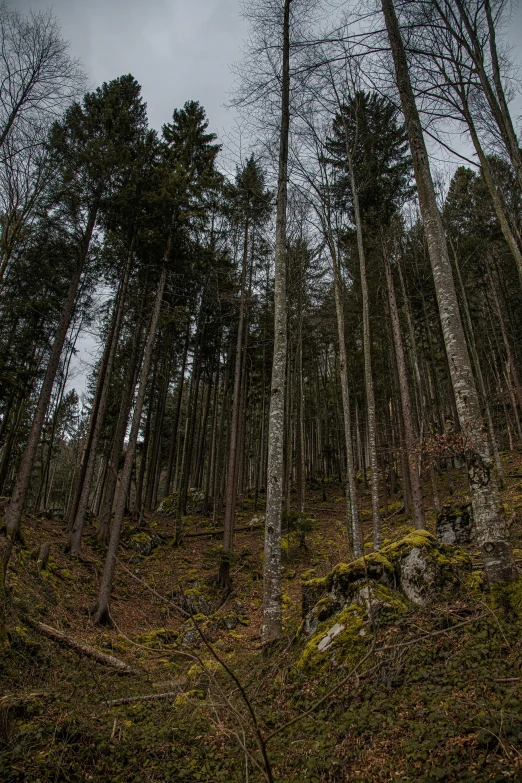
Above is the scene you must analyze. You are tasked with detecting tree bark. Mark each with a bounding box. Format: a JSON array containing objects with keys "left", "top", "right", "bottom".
[
  {"left": 220, "top": 224, "right": 249, "bottom": 587},
  {"left": 381, "top": 0, "right": 514, "bottom": 583},
  {"left": 96, "top": 325, "right": 143, "bottom": 542},
  {"left": 67, "top": 251, "right": 131, "bottom": 554},
  {"left": 262, "top": 0, "right": 290, "bottom": 645},
  {"left": 383, "top": 243, "right": 425, "bottom": 529},
  {"left": 347, "top": 155, "right": 381, "bottom": 549},
  {"left": 330, "top": 239, "right": 361, "bottom": 555},
  {"left": 92, "top": 265, "right": 167, "bottom": 625}
]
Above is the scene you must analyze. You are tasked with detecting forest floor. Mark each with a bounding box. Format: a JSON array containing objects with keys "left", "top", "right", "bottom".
[{"left": 2, "top": 453, "right": 522, "bottom": 782}]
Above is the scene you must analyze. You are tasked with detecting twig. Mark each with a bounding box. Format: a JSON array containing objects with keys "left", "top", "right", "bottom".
[{"left": 103, "top": 691, "right": 181, "bottom": 706}]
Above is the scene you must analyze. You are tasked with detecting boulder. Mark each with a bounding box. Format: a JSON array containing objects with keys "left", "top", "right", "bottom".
[
  {"left": 437, "top": 504, "right": 474, "bottom": 545},
  {"left": 298, "top": 531, "right": 472, "bottom": 670},
  {"left": 172, "top": 579, "right": 221, "bottom": 617},
  {"left": 126, "top": 529, "right": 161, "bottom": 557}
]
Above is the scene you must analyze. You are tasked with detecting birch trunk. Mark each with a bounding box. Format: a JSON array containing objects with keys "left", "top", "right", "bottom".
[
  {"left": 262, "top": 0, "right": 290, "bottom": 645},
  {"left": 381, "top": 0, "right": 514, "bottom": 583}
]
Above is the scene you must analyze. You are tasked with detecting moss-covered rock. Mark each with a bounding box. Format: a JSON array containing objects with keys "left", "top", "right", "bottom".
[
  {"left": 301, "top": 531, "right": 471, "bottom": 635},
  {"left": 173, "top": 579, "right": 221, "bottom": 617},
  {"left": 297, "top": 604, "right": 367, "bottom": 671},
  {"left": 123, "top": 528, "right": 161, "bottom": 557},
  {"left": 156, "top": 492, "right": 180, "bottom": 516},
  {"left": 134, "top": 628, "right": 178, "bottom": 647},
  {"left": 437, "top": 503, "right": 474, "bottom": 544}
]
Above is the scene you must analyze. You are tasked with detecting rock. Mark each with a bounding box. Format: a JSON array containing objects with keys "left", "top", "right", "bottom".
[
  {"left": 156, "top": 492, "right": 179, "bottom": 516},
  {"left": 127, "top": 530, "right": 161, "bottom": 557},
  {"left": 186, "top": 488, "right": 205, "bottom": 515},
  {"left": 173, "top": 580, "right": 221, "bottom": 617},
  {"left": 354, "top": 583, "right": 405, "bottom": 617},
  {"left": 437, "top": 504, "right": 474, "bottom": 545},
  {"left": 400, "top": 547, "right": 439, "bottom": 605},
  {"left": 317, "top": 622, "right": 345, "bottom": 651},
  {"left": 297, "top": 532, "right": 472, "bottom": 671},
  {"left": 180, "top": 626, "right": 199, "bottom": 647},
  {"left": 178, "top": 618, "right": 217, "bottom": 648}
]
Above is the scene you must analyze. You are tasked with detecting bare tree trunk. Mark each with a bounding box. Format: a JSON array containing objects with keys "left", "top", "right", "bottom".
[
  {"left": 220, "top": 226, "right": 249, "bottom": 586},
  {"left": 262, "top": 0, "right": 290, "bottom": 645},
  {"left": 348, "top": 157, "right": 381, "bottom": 549},
  {"left": 383, "top": 243, "right": 424, "bottom": 529},
  {"left": 97, "top": 328, "right": 143, "bottom": 543},
  {"left": 487, "top": 263, "right": 522, "bottom": 413},
  {"left": 92, "top": 265, "right": 167, "bottom": 625},
  {"left": 460, "top": 96, "right": 522, "bottom": 289},
  {"left": 164, "top": 317, "right": 190, "bottom": 497},
  {"left": 330, "top": 241, "right": 361, "bottom": 555},
  {"left": 134, "top": 360, "right": 157, "bottom": 518},
  {"left": 453, "top": 0, "right": 522, "bottom": 193},
  {"left": 450, "top": 238, "right": 504, "bottom": 488},
  {"left": 67, "top": 252, "right": 131, "bottom": 554},
  {"left": 5, "top": 204, "right": 98, "bottom": 539},
  {"left": 295, "top": 323, "right": 305, "bottom": 514},
  {"left": 381, "top": 0, "right": 514, "bottom": 583}
]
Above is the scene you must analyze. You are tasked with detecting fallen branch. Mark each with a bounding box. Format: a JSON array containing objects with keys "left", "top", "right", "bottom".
[
  {"left": 33, "top": 621, "right": 138, "bottom": 674},
  {"left": 103, "top": 690, "right": 181, "bottom": 706}
]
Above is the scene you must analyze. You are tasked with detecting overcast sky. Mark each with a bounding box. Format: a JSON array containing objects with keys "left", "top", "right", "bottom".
[{"left": 14, "top": 0, "right": 247, "bottom": 142}]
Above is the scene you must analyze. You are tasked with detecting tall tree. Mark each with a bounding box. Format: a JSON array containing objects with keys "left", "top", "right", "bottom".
[
  {"left": 380, "top": 0, "right": 515, "bottom": 583},
  {"left": 4, "top": 75, "right": 148, "bottom": 540}
]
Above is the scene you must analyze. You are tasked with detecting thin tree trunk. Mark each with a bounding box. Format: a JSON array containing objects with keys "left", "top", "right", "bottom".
[
  {"left": 347, "top": 155, "right": 381, "bottom": 549},
  {"left": 67, "top": 252, "right": 131, "bottom": 554},
  {"left": 92, "top": 265, "right": 167, "bottom": 625},
  {"left": 383, "top": 243, "right": 424, "bottom": 529},
  {"left": 330, "top": 239, "right": 361, "bottom": 555},
  {"left": 221, "top": 222, "right": 249, "bottom": 587},
  {"left": 450, "top": 239, "right": 504, "bottom": 488},
  {"left": 262, "top": 0, "right": 290, "bottom": 645},
  {"left": 97, "top": 326, "right": 143, "bottom": 542},
  {"left": 5, "top": 204, "right": 98, "bottom": 539},
  {"left": 164, "top": 317, "right": 190, "bottom": 497}
]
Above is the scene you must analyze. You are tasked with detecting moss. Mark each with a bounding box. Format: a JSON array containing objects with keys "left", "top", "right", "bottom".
[
  {"left": 134, "top": 628, "right": 178, "bottom": 647},
  {"left": 325, "top": 551, "right": 395, "bottom": 595},
  {"left": 464, "top": 571, "right": 486, "bottom": 595},
  {"left": 129, "top": 532, "right": 149, "bottom": 544},
  {"left": 381, "top": 529, "right": 436, "bottom": 561},
  {"left": 490, "top": 576, "right": 522, "bottom": 617},
  {"left": 297, "top": 604, "right": 366, "bottom": 671},
  {"left": 360, "top": 582, "right": 408, "bottom": 615},
  {"left": 300, "top": 568, "right": 316, "bottom": 581}
]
